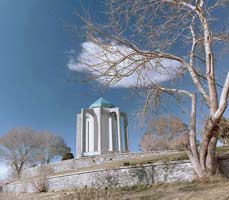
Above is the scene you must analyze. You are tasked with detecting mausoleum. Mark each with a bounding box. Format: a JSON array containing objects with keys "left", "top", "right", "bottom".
[{"left": 76, "top": 97, "right": 129, "bottom": 157}]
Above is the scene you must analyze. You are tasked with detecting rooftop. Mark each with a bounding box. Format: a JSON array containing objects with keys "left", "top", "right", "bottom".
[{"left": 89, "top": 97, "right": 115, "bottom": 109}]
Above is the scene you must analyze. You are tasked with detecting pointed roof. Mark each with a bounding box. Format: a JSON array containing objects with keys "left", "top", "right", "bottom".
[{"left": 89, "top": 97, "right": 115, "bottom": 109}]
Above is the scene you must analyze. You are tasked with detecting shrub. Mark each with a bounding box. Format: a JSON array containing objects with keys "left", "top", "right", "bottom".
[
  {"left": 61, "top": 152, "right": 74, "bottom": 161},
  {"left": 123, "top": 161, "right": 130, "bottom": 166},
  {"left": 33, "top": 165, "right": 53, "bottom": 192}
]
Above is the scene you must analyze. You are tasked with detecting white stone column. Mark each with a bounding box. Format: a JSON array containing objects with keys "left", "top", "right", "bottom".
[
  {"left": 80, "top": 109, "right": 85, "bottom": 155},
  {"left": 97, "top": 107, "right": 102, "bottom": 154},
  {"left": 117, "top": 110, "right": 122, "bottom": 152},
  {"left": 85, "top": 116, "right": 89, "bottom": 153},
  {"left": 109, "top": 116, "right": 113, "bottom": 151},
  {"left": 76, "top": 114, "right": 82, "bottom": 157}
]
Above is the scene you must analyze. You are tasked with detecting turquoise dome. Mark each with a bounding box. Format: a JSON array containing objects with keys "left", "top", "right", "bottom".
[{"left": 89, "top": 97, "right": 115, "bottom": 108}]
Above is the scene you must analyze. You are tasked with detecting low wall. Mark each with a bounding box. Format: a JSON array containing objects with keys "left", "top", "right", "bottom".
[
  {"left": 5, "top": 154, "right": 229, "bottom": 193},
  {"left": 21, "top": 151, "right": 181, "bottom": 180},
  {"left": 218, "top": 154, "right": 229, "bottom": 178},
  {"left": 3, "top": 160, "right": 194, "bottom": 193}
]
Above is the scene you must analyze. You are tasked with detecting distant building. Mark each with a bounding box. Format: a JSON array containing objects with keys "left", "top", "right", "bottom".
[{"left": 76, "top": 97, "right": 129, "bottom": 157}]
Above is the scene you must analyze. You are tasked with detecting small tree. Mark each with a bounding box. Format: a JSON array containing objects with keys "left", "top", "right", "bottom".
[
  {"left": 36, "top": 132, "right": 71, "bottom": 164},
  {"left": 140, "top": 115, "right": 189, "bottom": 151},
  {"left": 0, "top": 128, "right": 38, "bottom": 179},
  {"left": 0, "top": 128, "right": 70, "bottom": 179}
]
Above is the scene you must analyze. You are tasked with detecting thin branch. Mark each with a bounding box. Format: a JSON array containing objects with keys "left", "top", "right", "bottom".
[
  {"left": 152, "top": 86, "right": 201, "bottom": 171},
  {"left": 213, "top": 72, "right": 229, "bottom": 120}
]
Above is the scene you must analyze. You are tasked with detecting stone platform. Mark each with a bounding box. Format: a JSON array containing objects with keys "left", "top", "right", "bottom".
[
  {"left": 20, "top": 151, "right": 180, "bottom": 180},
  {"left": 4, "top": 152, "right": 229, "bottom": 193}
]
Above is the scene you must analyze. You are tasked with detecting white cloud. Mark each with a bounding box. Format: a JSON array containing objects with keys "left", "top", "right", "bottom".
[{"left": 67, "top": 41, "right": 184, "bottom": 87}]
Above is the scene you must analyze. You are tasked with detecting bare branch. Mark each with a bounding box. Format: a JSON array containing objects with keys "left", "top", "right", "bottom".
[
  {"left": 213, "top": 72, "right": 229, "bottom": 120},
  {"left": 73, "top": 0, "right": 229, "bottom": 177}
]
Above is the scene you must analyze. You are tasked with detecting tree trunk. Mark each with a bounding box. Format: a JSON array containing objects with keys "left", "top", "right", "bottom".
[
  {"left": 200, "top": 119, "right": 220, "bottom": 176},
  {"left": 206, "top": 135, "right": 217, "bottom": 174}
]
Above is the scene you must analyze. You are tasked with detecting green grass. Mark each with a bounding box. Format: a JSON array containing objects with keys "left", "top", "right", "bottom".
[
  {"left": 216, "top": 145, "right": 229, "bottom": 153},
  {"left": 126, "top": 152, "right": 189, "bottom": 166}
]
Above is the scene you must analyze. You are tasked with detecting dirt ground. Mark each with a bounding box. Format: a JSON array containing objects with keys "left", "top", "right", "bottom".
[{"left": 1, "top": 179, "right": 229, "bottom": 200}]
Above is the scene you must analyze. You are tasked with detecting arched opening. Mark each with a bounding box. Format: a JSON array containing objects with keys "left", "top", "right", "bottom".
[
  {"left": 110, "top": 112, "right": 118, "bottom": 151},
  {"left": 120, "top": 113, "right": 128, "bottom": 152}
]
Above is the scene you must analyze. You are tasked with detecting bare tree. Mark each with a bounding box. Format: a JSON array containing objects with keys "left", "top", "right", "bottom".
[
  {"left": 72, "top": 0, "right": 229, "bottom": 177},
  {"left": 35, "top": 132, "right": 71, "bottom": 164},
  {"left": 140, "top": 115, "right": 189, "bottom": 151},
  {"left": 0, "top": 128, "right": 38, "bottom": 179},
  {"left": 0, "top": 128, "right": 70, "bottom": 179}
]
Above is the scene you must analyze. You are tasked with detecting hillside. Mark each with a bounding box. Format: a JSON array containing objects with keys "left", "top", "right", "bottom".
[
  {"left": 2, "top": 146, "right": 229, "bottom": 197},
  {"left": 1, "top": 178, "right": 229, "bottom": 200}
]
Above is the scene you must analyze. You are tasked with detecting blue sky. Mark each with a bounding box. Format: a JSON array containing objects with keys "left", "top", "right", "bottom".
[
  {"left": 0, "top": 0, "right": 142, "bottom": 157},
  {"left": 0, "top": 0, "right": 228, "bottom": 178}
]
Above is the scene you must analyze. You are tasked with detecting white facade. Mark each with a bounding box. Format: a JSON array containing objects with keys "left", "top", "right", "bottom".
[{"left": 76, "top": 98, "right": 129, "bottom": 157}]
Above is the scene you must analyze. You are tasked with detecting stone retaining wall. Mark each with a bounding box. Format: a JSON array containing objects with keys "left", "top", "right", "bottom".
[
  {"left": 5, "top": 154, "right": 229, "bottom": 193},
  {"left": 21, "top": 151, "right": 180, "bottom": 180},
  {"left": 218, "top": 154, "right": 229, "bottom": 178},
  {"left": 3, "top": 160, "right": 194, "bottom": 193}
]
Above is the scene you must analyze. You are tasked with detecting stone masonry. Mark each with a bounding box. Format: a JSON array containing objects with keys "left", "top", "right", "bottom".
[
  {"left": 4, "top": 153, "right": 229, "bottom": 193},
  {"left": 20, "top": 151, "right": 180, "bottom": 180},
  {"left": 3, "top": 160, "right": 194, "bottom": 193}
]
